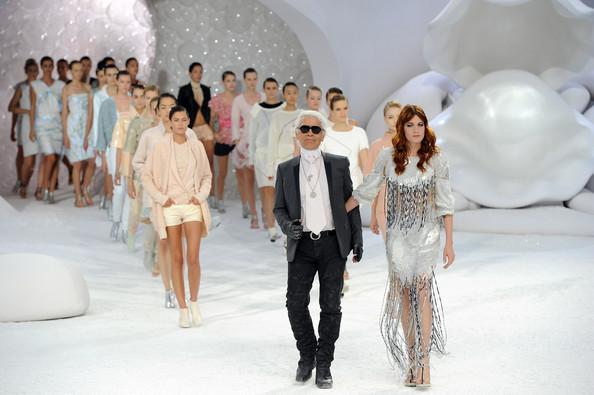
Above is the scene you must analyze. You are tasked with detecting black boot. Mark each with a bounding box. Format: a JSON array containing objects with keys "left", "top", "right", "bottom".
[
  {"left": 295, "top": 365, "right": 313, "bottom": 384},
  {"left": 315, "top": 367, "right": 333, "bottom": 389},
  {"left": 295, "top": 356, "right": 315, "bottom": 384}
]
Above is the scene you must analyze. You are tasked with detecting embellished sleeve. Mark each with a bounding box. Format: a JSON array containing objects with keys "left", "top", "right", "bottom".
[
  {"left": 352, "top": 147, "right": 390, "bottom": 205},
  {"left": 434, "top": 153, "right": 455, "bottom": 217}
]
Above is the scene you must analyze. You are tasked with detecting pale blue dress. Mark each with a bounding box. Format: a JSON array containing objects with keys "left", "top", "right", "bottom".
[{"left": 66, "top": 93, "right": 93, "bottom": 163}]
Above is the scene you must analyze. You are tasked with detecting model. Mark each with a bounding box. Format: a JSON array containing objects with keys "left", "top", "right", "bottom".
[
  {"left": 142, "top": 105, "right": 212, "bottom": 328},
  {"left": 347, "top": 104, "right": 455, "bottom": 388}
]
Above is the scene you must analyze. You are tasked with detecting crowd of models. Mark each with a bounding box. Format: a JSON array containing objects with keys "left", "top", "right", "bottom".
[{"left": 7, "top": 55, "right": 456, "bottom": 389}]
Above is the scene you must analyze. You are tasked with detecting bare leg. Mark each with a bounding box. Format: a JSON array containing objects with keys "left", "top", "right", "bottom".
[
  {"left": 261, "top": 186, "right": 276, "bottom": 229},
  {"left": 183, "top": 221, "right": 203, "bottom": 302},
  {"left": 35, "top": 157, "right": 46, "bottom": 199},
  {"left": 400, "top": 284, "right": 416, "bottom": 383},
  {"left": 49, "top": 156, "right": 59, "bottom": 192},
  {"left": 72, "top": 162, "right": 83, "bottom": 206},
  {"left": 166, "top": 224, "right": 186, "bottom": 308},
  {"left": 82, "top": 159, "right": 95, "bottom": 205},
  {"left": 15, "top": 146, "right": 23, "bottom": 184},
  {"left": 62, "top": 155, "right": 73, "bottom": 185},
  {"left": 21, "top": 155, "right": 36, "bottom": 188},
  {"left": 157, "top": 239, "right": 172, "bottom": 292},
  {"left": 202, "top": 139, "right": 215, "bottom": 196},
  {"left": 416, "top": 279, "right": 432, "bottom": 385},
  {"left": 235, "top": 167, "right": 247, "bottom": 206},
  {"left": 245, "top": 167, "right": 257, "bottom": 216},
  {"left": 44, "top": 154, "right": 57, "bottom": 191},
  {"left": 215, "top": 155, "right": 229, "bottom": 201}
]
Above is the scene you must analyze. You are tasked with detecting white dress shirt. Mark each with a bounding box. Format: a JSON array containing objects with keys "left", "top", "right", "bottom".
[{"left": 299, "top": 147, "right": 334, "bottom": 233}]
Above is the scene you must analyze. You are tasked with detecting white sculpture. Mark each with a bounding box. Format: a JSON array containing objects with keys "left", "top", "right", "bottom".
[
  {"left": 0, "top": 254, "right": 89, "bottom": 322},
  {"left": 432, "top": 70, "right": 594, "bottom": 208},
  {"left": 423, "top": 0, "right": 594, "bottom": 89}
]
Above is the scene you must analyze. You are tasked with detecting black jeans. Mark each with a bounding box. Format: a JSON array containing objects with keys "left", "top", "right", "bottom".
[{"left": 286, "top": 233, "right": 346, "bottom": 369}]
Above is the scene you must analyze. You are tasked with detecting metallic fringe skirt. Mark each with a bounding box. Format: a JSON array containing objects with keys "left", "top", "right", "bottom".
[{"left": 380, "top": 270, "right": 447, "bottom": 374}]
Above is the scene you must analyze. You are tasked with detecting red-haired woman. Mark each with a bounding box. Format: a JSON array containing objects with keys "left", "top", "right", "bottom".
[{"left": 346, "top": 105, "right": 455, "bottom": 388}]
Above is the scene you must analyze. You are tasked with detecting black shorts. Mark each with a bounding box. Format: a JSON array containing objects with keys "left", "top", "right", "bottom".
[{"left": 214, "top": 143, "right": 235, "bottom": 156}]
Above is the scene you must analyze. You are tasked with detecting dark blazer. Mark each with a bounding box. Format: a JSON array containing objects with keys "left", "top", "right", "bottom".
[
  {"left": 177, "top": 83, "right": 211, "bottom": 127},
  {"left": 274, "top": 153, "right": 363, "bottom": 263}
]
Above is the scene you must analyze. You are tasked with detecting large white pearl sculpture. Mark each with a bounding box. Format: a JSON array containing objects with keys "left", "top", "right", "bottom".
[{"left": 432, "top": 70, "right": 594, "bottom": 208}]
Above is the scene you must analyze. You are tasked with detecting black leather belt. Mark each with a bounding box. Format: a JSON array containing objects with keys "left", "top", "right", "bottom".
[{"left": 303, "top": 229, "right": 336, "bottom": 240}]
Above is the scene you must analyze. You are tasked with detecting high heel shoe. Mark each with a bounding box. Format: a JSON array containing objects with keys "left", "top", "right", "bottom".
[
  {"left": 47, "top": 192, "right": 56, "bottom": 204},
  {"left": 34, "top": 188, "right": 43, "bottom": 201},
  {"left": 74, "top": 194, "right": 84, "bottom": 208},
  {"left": 179, "top": 308, "right": 191, "bottom": 328},
  {"left": 83, "top": 189, "right": 94, "bottom": 206},
  {"left": 19, "top": 186, "right": 27, "bottom": 199},
  {"left": 242, "top": 204, "right": 249, "bottom": 219},
  {"left": 416, "top": 365, "right": 431, "bottom": 388},
  {"left": 12, "top": 180, "right": 21, "bottom": 194},
  {"left": 43, "top": 189, "right": 49, "bottom": 202},
  {"left": 165, "top": 289, "right": 176, "bottom": 309},
  {"left": 189, "top": 301, "right": 202, "bottom": 327},
  {"left": 403, "top": 368, "right": 416, "bottom": 387},
  {"left": 250, "top": 214, "right": 259, "bottom": 229}
]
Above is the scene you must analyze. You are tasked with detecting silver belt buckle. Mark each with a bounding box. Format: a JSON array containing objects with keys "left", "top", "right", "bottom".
[{"left": 309, "top": 232, "right": 321, "bottom": 240}]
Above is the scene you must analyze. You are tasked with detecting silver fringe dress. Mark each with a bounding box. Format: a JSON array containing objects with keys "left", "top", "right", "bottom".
[{"left": 353, "top": 147, "right": 455, "bottom": 373}]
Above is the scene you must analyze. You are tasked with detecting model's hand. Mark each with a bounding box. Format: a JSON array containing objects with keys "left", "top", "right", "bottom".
[
  {"left": 214, "top": 132, "right": 221, "bottom": 143},
  {"left": 64, "top": 138, "right": 71, "bottom": 150},
  {"left": 83, "top": 136, "right": 89, "bottom": 151},
  {"left": 370, "top": 217, "right": 379, "bottom": 235},
  {"left": 10, "top": 129, "right": 16, "bottom": 142},
  {"left": 190, "top": 196, "right": 200, "bottom": 205},
  {"left": 352, "top": 244, "right": 363, "bottom": 263},
  {"left": 247, "top": 164, "right": 254, "bottom": 170},
  {"left": 345, "top": 196, "right": 359, "bottom": 213},
  {"left": 443, "top": 243, "right": 455, "bottom": 269},
  {"left": 114, "top": 174, "right": 121, "bottom": 186},
  {"left": 127, "top": 180, "right": 136, "bottom": 199},
  {"left": 162, "top": 197, "right": 175, "bottom": 208},
  {"left": 287, "top": 219, "right": 304, "bottom": 240},
  {"left": 29, "top": 130, "right": 36, "bottom": 142}
]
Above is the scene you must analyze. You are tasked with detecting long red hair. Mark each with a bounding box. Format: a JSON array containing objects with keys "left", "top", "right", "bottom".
[{"left": 392, "top": 105, "right": 439, "bottom": 174}]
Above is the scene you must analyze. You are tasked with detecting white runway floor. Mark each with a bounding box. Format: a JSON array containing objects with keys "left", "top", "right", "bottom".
[{"left": 1, "top": 191, "right": 593, "bottom": 395}]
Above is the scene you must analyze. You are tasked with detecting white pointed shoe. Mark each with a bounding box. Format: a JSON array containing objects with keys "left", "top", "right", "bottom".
[
  {"left": 179, "top": 308, "right": 191, "bottom": 328},
  {"left": 189, "top": 301, "right": 203, "bottom": 327}
]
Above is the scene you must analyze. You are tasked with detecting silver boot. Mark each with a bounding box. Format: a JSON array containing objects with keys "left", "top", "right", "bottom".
[
  {"left": 47, "top": 192, "right": 56, "bottom": 204},
  {"left": 208, "top": 195, "right": 218, "bottom": 209},
  {"left": 99, "top": 194, "right": 106, "bottom": 210},
  {"left": 217, "top": 200, "right": 226, "bottom": 213},
  {"left": 242, "top": 204, "right": 249, "bottom": 219},
  {"left": 110, "top": 222, "right": 120, "bottom": 241},
  {"left": 165, "top": 289, "right": 177, "bottom": 309},
  {"left": 43, "top": 189, "right": 50, "bottom": 201}
]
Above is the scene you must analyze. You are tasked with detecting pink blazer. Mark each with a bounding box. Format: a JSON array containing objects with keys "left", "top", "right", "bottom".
[{"left": 142, "top": 134, "right": 212, "bottom": 239}]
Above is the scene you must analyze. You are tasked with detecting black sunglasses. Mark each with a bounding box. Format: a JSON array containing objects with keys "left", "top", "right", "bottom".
[{"left": 298, "top": 125, "right": 323, "bottom": 134}]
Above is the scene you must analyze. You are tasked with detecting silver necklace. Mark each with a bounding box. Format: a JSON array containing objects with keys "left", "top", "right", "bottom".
[{"left": 300, "top": 157, "right": 322, "bottom": 199}]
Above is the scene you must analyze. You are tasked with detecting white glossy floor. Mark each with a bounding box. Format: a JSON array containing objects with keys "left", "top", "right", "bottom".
[{"left": 1, "top": 192, "right": 593, "bottom": 395}]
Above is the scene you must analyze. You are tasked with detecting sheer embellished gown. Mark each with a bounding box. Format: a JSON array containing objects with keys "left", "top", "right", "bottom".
[{"left": 353, "top": 147, "right": 455, "bottom": 374}]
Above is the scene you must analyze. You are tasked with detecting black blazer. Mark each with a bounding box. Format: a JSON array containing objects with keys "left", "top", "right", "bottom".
[
  {"left": 177, "top": 83, "right": 212, "bottom": 127},
  {"left": 274, "top": 153, "right": 363, "bottom": 263}
]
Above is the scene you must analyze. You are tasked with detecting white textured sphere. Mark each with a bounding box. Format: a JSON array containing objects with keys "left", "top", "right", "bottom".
[
  {"left": 432, "top": 70, "right": 594, "bottom": 208},
  {"left": 0, "top": 254, "right": 89, "bottom": 322}
]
